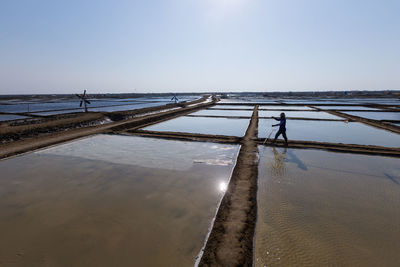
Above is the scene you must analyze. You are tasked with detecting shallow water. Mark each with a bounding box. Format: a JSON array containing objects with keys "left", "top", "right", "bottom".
[
  {"left": 259, "top": 106, "right": 313, "bottom": 110},
  {"left": 282, "top": 100, "right": 358, "bottom": 105},
  {"left": 210, "top": 105, "right": 255, "bottom": 109},
  {"left": 0, "top": 135, "right": 239, "bottom": 266},
  {"left": 0, "top": 114, "right": 31, "bottom": 121},
  {"left": 190, "top": 109, "right": 252, "bottom": 117},
  {"left": 144, "top": 116, "right": 250, "bottom": 137},
  {"left": 312, "top": 105, "right": 380, "bottom": 110},
  {"left": 255, "top": 147, "right": 400, "bottom": 266},
  {"left": 88, "top": 102, "right": 162, "bottom": 112},
  {"left": 343, "top": 111, "right": 400, "bottom": 121},
  {"left": 259, "top": 111, "right": 341, "bottom": 120},
  {"left": 0, "top": 98, "right": 180, "bottom": 114},
  {"left": 259, "top": 119, "right": 400, "bottom": 147}
]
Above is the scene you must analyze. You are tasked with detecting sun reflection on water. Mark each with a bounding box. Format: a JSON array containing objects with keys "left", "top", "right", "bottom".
[{"left": 219, "top": 181, "right": 228, "bottom": 192}]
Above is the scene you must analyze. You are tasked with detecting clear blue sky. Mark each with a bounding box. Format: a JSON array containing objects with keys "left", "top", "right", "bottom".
[{"left": 1, "top": 0, "right": 399, "bottom": 94}]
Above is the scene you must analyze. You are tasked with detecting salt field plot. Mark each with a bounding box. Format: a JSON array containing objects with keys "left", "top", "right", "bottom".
[
  {"left": 259, "top": 119, "right": 400, "bottom": 147},
  {"left": 218, "top": 99, "right": 277, "bottom": 104},
  {"left": 255, "top": 147, "right": 400, "bottom": 266},
  {"left": 0, "top": 135, "right": 239, "bottom": 266},
  {"left": 282, "top": 101, "right": 358, "bottom": 105},
  {"left": 259, "top": 106, "right": 313, "bottom": 110},
  {"left": 312, "top": 105, "right": 380, "bottom": 110},
  {"left": 0, "top": 114, "right": 31, "bottom": 121},
  {"left": 89, "top": 102, "right": 162, "bottom": 112},
  {"left": 351, "top": 98, "right": 400, "bottom": 105},
  {"left": 343, "top": 111, "right": 400, "bottom": 121},
  {"left": 144, "top": 116, "right": 250, "bottom": 136},
  {"left": 190, "top": 109, "right": 252, "bottom": 117},
  {"left": 210, "top": 105, "right": 255, "bottom": 109},
  {"left": 259, "top": 110, "right": 341, "bottom": 120}
]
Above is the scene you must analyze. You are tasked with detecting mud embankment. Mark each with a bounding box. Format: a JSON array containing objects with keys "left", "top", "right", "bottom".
[{"left": 198, "top": 106, "right": 259, "bottom": 267}]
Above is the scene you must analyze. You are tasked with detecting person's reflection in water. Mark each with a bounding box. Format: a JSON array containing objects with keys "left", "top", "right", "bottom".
[
  {"left": 286, "top": 150, "right": 308, "bottom": 171},
  {"left": 270, "top": 147, "right": 288, "bottom": 177}
]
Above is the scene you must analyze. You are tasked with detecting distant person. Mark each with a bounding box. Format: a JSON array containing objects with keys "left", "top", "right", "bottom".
[{"left": 272, "top": 112, "right": 288, "bottom": 146}]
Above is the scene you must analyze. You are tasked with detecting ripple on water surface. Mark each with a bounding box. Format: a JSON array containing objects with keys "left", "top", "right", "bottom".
[
  {"left": 0, "top": 135, "right": 240, "bottom": 266},
  {"left": 255, "top": 147, "right": 400, "bottom": 266}
]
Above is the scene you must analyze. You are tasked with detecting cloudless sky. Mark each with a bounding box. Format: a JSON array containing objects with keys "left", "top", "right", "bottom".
[{"left": 0, "top": 0, "right": 399, "bottom": 94}]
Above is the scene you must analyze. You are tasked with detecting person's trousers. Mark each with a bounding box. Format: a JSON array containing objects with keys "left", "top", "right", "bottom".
[{"left": 274, "top": 129, "right": 288, "bottom": 143}]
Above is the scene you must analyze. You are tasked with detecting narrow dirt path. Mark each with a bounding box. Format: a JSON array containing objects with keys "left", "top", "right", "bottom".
[{"left": 198, "top": 106, "right": 259, "bottom": 267}]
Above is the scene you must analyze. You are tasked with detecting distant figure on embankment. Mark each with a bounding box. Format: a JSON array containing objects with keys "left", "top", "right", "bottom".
[{"left": 272, "top": 112, "right": 288, "bottom": 146}]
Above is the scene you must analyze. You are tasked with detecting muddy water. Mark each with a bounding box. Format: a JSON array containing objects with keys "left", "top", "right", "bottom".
[
  {"left": 144, "top": 116, "right": 250, "bottom": 137},
  {"left": 255, "top": 147, "right": 400, "bottom": 266},
  {"left": 0, "top": 135, "right": 239, "bottom": 266},
  {"left": 259, "top": 119, "right": 400, "bottom": 147}
]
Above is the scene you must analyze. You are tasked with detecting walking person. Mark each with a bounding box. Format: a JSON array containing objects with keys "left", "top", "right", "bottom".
[{"left": 272, "top": 112, "right": 288, "bottom": 146}]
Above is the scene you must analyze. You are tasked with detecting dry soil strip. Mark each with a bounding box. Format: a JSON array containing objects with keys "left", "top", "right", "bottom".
[{"left": 198, "top": 106, "right": 259, "bottom": 267}]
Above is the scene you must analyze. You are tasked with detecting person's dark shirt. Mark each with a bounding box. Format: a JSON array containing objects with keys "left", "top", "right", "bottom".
[{"left": 273, "top": 117, "right": 286, "bottom": 131}]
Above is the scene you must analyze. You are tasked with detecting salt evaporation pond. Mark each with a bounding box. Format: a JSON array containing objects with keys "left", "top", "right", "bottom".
[
  {"left": 343, "top": 111, "right": 400, "bottom": 121},
  {"left": 210, "top": 105, "right": 255, "bottom": 109},
  {"left": 259, "top": 106, "right": 313, "bottom": 110},
  {"left": 0, "top": 96, "right": 195, "bottom": 115},
  {"left": 259, "top": 119, "right": 400, "bottom": 147},
  {"left": 89, "top": 102, "right": 164, "bottom": 112},
  {"left": 190, "top": 109, "right": 253, "bottom": 117},
  {"left": 0, "top": 135, "right": 239, "bottom": 266},
  {"left": 255, "top": 147, "right": 400, "bottom": 266},
  {"left": 312, "top": 105, "right": 380, "bottom": 111},
  {"left": 144, "top": 116, "right": 250, "bottom": 137},
  {"left": 259, "top": 110, "right": 341, "bottom": 120}
]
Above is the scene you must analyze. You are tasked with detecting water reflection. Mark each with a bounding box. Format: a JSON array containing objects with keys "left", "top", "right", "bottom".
[
  {"left": 0, "top": 135, "right": 240, "bottom": 266},
  {"left": 219, "top": 181, "right": 228, "bottom": 192},
  {"left": 286, "top": 150, "right": 308, "bottom": 171},
  {"left": 384, "top": 173, "right": 400, "bottom": 185},
  {"left": 270, "top": 147, "right": 287, "bottom": 177},
  {"left": 143, "top": 116, "right": 250, "bottom": 137}
]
